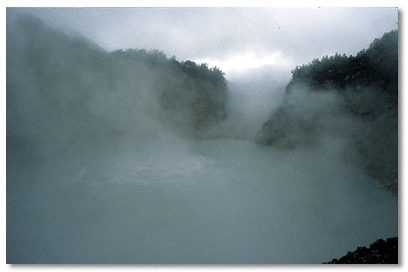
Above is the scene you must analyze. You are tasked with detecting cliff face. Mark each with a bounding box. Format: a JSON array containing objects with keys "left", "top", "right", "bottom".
[{"left": 256, "top": 30, "right": 398, "bottom": 193}]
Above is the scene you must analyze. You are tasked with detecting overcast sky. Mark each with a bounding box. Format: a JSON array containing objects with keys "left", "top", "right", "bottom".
[{"left": 13, "top": 6, "right": 398, "bottom": 83}]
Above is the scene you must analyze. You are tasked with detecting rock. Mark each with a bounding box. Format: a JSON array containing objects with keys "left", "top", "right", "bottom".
[{"left": 322, "top": 237, "right": 398, "bottom": 264}]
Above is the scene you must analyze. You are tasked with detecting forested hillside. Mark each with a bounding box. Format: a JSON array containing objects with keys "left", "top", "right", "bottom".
[
  {"left": 256, "top": 30, "right": 398, "bottom": 194},
  {"left": 7, "top": 13, "right": 229, "bottom": 160},
  {"left": 288, "top": 30, "right": 398, "bottom": 98}
]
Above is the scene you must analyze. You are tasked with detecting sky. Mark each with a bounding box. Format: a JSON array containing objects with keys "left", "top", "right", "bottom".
[{"left": 9, "top": 6, "right": 399, "bottom": 83}]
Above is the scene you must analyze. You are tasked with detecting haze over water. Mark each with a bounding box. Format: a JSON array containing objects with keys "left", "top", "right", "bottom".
[
  {"left": 6, "top": 8, "right": 398, "bottom": 264},
  {"left": 7, "top": 133, "right": 398, "bottom": 264}
]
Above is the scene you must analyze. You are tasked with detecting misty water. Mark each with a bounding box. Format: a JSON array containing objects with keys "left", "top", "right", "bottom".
[
  {"left": 7, "top": 129, "right": 398, "bottom": 264},
  {"left": 7, "top": 11, "right": 398, "bottom": 264}
]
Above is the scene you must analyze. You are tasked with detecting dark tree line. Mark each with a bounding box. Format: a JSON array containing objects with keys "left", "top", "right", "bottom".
[
  {"left": 108, "top": 48, "right": 229, "bottom": 137},
  {"left": 109, "top": 48, "right": 227, "bottom": 87},
  {"left": 288, "top": 30, "right": 398, "bottom": 100},
  {"left": 7, "top": 12, "right": 231, "bottom": 159},
  {"left": 256, "top": 29, "right": 399, "bottom": 194}
]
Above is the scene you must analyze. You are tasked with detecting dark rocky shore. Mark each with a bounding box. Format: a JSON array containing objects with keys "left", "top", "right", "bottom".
[{"left": 322, "top": 237, "right": 398, "bottom": 264}]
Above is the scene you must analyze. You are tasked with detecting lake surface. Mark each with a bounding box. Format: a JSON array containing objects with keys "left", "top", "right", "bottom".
[{"left": 7, "top": 138, "right": 398, "bottom": 264}]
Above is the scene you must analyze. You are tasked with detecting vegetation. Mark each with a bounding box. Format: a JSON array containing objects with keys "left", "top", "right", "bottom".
[
  {"left": 288, "top": 30, "right": 398, "bottom": 100},
  {"left": 108, "top": 48, "right": 228, "bottom": 136},
  {"left": 256, "top": 30, "right": 398, "bottom": 194},
  {"left": 7, "top": 13, "right": 229, "bottom": 159}
]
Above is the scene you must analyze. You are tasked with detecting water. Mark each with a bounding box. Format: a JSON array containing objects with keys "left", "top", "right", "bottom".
[
  {"left": 6, "top": 9, "right": 399, "bottom": 264},
  {"left": 6, "top": 138, "right": 398, "bottom": 264}
]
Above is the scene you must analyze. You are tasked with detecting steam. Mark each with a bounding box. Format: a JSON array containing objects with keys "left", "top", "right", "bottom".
[
  {"left": 7, "top": 11, "right": 398, "bottom": 264},
  {"left": 203, "top": 81, "right": 286, "bottom": 141},
  {"left": 7, "top": 11, "right": 190, "bottom": 159},
  {"left": 256, "top": 83, "right": 398, "bottom": 189}
]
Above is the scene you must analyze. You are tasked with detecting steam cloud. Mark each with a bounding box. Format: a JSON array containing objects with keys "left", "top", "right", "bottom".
[{"left": 7, "top": 10, "right": 398, "bottom": 264}]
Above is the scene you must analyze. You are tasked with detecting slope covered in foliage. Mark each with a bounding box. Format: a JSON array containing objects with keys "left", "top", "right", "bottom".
[
  {"left": 289, "top": 30, "right": 397, "bottom": 99},
  {"left": 7, "top": 13, "right": 229, "bottom": 160},
  {"left": 256, "top": 30, "right": 398, "bottom": 194}
]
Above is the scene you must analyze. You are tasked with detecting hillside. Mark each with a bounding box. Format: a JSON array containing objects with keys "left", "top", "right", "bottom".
[
  {"left": 7, "top": 11, "right": 399, "bottom": 265},
  {"left": 256, "top": 30, "right": 398, "bottom": 194},
  {"left": 7, "top": 13, "right": 229, "bottom": 160}
]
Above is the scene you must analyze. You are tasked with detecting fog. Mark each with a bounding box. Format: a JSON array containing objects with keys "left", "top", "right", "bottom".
[{"left": 6, "top": 10, "right": 398, "bottom": 264}]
